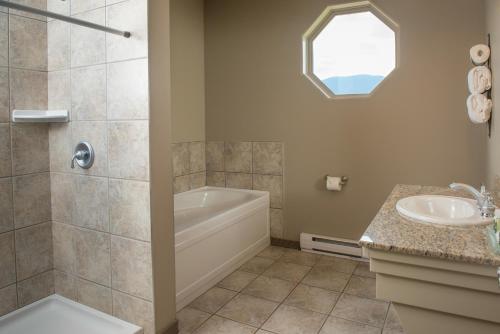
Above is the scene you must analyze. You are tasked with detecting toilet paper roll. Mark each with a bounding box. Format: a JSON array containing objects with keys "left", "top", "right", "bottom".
[
  {"left": 326, "top": 176, "right": 342, "bottom": 191},
  {"left": 470, "top": 44, "right": 490, "bottom": 65}
]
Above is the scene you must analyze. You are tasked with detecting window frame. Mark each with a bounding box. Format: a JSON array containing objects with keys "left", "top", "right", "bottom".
[{"left": 302, "top": 1, "right": 400, "bottom": 99}]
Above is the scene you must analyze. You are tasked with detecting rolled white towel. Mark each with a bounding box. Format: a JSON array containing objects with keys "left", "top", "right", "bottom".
[
  {"left": 466, "top": 94, "right": 492, "bottom": 124},
  {"left": 468, "top": 66, "right": 492, "bottom": 94},
  {"left": 470, "top": 44, "right": 490, "bottom": 65}
]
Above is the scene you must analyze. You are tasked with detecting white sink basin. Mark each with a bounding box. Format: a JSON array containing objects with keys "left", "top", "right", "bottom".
[{"left": 396, "top": 195, "right": 493, "bottom": 226}]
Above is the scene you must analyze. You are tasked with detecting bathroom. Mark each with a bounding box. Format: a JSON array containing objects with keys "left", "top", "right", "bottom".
[{"left": 0, "top": 0, "right": 499, "bottom": 333}]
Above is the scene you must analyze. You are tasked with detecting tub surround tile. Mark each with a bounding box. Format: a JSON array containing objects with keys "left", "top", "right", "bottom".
[
  {"left": 189, "top": 287, "right": 237, "bottom": 314},
  {"left": 71, "top": 121, "right": 108, "bottom": 176},
  {"left": 190, "top": 142, "right": 206, "bottom": 173},
  {"left": 17, "top": 270, "right": 54, "bottom": 307},
  {"left": 190, "top": 172, "right": 206, "bottom": 189},
  {"left": 224, "top": 142, "right": 252, "bottom": 173},
  {"left": 217, "top": 293, "right": 279, "bottom": 327},
  {"left": 9, "top": 0, "right": 47, "bottom": 21},
  {"left": 360, "top": 184, "right": 500, "bottom": 266},
  {"left": 47, "top": 0, "right": 69, "bottom": 16},
  {"left": 72, "top": 175, "right": 109, "bottom": 232},
  {"left": 331, "top": 294, "right": 389, "bottom": 328},
  {"left": 0, "top": 124, "right": 11, "bottom": 177},
  {"left": 11, "top": 124, "right": 49, "bottom": 175},
  {"left": 0, "top": 232, "right": 16, "bottom": 288},
  {"left": 106, "top": 0, "right": 148, "bottom": 63},
  {"left": 13, "top": 173, "right": 51, "bottom": 229},
  {"left": 71, "top": 0, "right": 105, "bottom": 15},
  {"left": 71, "top": 65, "right": 106, "bottom": 121},
  {"left": 0, "top": 67, "right": 8, "bottom": 122},
  {"left": 74, "top": 227, "right": 111, "bottom": 286},
  {"left": 173, "top": 143, "right": 191, "bottom": 177},
  {"left": 270, "top": 208, "right": 284, "bottom": 239},
  {"left": 240, "top": 256, "right": 275, "bottom": 275},
  {"left": 174, "top": 175, "right": 191, "bottom": 194},
  {"left": 0, "top": 14, "right": 7, "bottom": 67},
  {"left": 253, "top": 142, "right": 283, "bottom": 175},
  {"left": 15, "top": 222, "right": 53, "bottom": 281},
  {"left": 9, "top": 15, "right": 47, "bottom": 71},
  {"left": 54, "top": 270, "right": 77, "bottom": 300},
  {"left": 0, "top": 178, "right": 13, "bottom": 233},
  {"left": 48, "top": 123, "right": 72, "bottom": 173},
  {"left": 48, "top": 20, "right": 70, "bottom": 71},
  {"left": 253, "top": 174, "right": 282, "bottom": 209},
  {"left": 226, "top": 173, "right": 252, "bottom": 189},
  {"left": 111, "top": 235, "right": 153, "bottom": 300},
  {"left": 50, "top": 173, "right": 74, "bottom": 223},
  {"left": 77, "top": 278, "right": 112, "bottom": 314},
  {"left": 217, "top": 270, "right": 258, "bottom": 292},
  {"left": 48, "top": 70, "right": 71, "bottom": 112},
  {"left": 52, "top": 222, "right": 76, "bottom": 274},
  {"left": 177, "top": 307, "right": 211, "bottom": 334},
  {"left": 194, "top": 315, "right": 256, "bottom": 334},
  {"left": 262, "top": 304, "right": 326, "bottom": 334},
  {"left": 206, "top": 142, "right": 224, "bottom": 172},
  {"left": 109, "top": 179, "right": 151, "bottom": 242},
  {"left": 206, "top": 171, "right": 225, "bottom": 187},
  {"left": 320, "top": 316, "right": 381, "bottom": 334},
  {"left": 107, "top": 59, "right": 149, "bottom": 120},
  {"left": 262, "top": 261, "right": 311, "bottom": 283},
  {"left": 242, "top": 275, "right": 296, "bottom": 303},
  {"left": 9, "top": 68, "right": 47, "bottom": 112},
  {"left": 284, "top": 284, "right": 339, "bottom": 314},
  {"left": 0, "top": 284, "right": 17, "bottom": 316},
  {"left": 112, "top": 290, "right": 154, "bottom": 334},
  {"left": 70, "top": 9, "right": 106, "bottom": 67}
]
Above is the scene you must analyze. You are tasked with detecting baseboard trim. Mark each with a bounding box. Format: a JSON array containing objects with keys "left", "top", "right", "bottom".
[{"left": 271, "top": 237, "right": 300, "bottom": 249}]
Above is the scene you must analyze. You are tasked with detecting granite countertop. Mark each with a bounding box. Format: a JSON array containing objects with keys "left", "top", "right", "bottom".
[{"left": 360, "top": 184, "right": 500, "bottom": 266}]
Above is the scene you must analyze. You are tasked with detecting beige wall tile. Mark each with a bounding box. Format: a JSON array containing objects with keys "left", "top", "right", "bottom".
[
  {"left": 270, "top": 208, "right": 284, "bottom": 239},
  {"left": 226, "top": 173, "right": 252, "bottom": 189},
  {"left": 189, "top": 142, "right": 206, "bottom": 173},
  {"left": 172, "top": 142, "right": 190, "bottom": 176},
  {"left": 0, "top": 178, "right": 13, "bottom": 233},
  {"left": 48, "top": 20, "right": 70, "bottom": 71},
  {"left": 113, "top": 290, "right": 154, "bottom": 334},
  {"left": 174, "top": 175, "right": 190, "bottom": 194},
  {"left": 253, "top": 174, "right": 282, "bottom": 208},
  {"left": 0, "top": 284, "right": 17, "bottom": 316},
  {"left": 206, "top": 141, "right": 224, "bottom": 172},
  {"left": 190, "top": 172, "right": 206, "bottom": 189},
  {"left": 15, "top": 222, "right": 53, "bottom": 280},
  {"left": 253, "top": 142, "right": 283, "bottom": 175},
  {"left": 111, "top": 235, "right": 152, "bottom": 300},
  {"left": 77, "top": 278, "right": 112, "bottom": 314},
  {"left": 106, "top": 0, "right": 148, "bottom": 62},
  {"left": 71, "top": 0, "right": 105, "bottom": 15},
  {"left": 107, "top": 58, "right": 149, "bottom": 120},
  {"left": 54, "top": 270, "right": 77, "bottom": 300},
  {"left": 10, "top": 68, "right": 47, "bottom": 111},
  {"left": 9, "top": 0, "right": 47, "bottom": 21},
  {"left": 0, "top": 67, "right": 8, "bottom": 121},
  {"left": 71, "top": 65, "right": 106, "bottom": 120},
  {"left": 0, "top": 124, "right": 11, "bottom": 177},
  {"left": 50, "top": 173, "right": 74, "bottom": 223},
  {"left": 71, "top": 121, "right": 108, "bottom": 176},
  {"left": 73, "top": 175, "right": 109, "bottom": 232},
  {"left": 0, "top": 14, "right": 7, "bottom": 67},
  {"left": 11, "top": 124, "right": 49, "bottom": 175},
  {"left": 47, "top": 0, "right": 69, "bottom": 16},
  {"left": 13, "top": 173, "right": 51, "bottom": 229},
  {"left": 109, "top": 179, "right": 151, "bottom": 242},
  {"left": 108, "top": 121, "right": 149, "bottom": 180},
  {"left": 17, "top": 270, "right": 54, "bottom": 307},
  {"left": 52, "top": 222, "right": 76, "bottom": 274},
  {"left": 74, "top": 227, "right": 111, "bottom": 286},
  {"left": 70, "top": 9, "right": 105, "bottom": 67},
  {"left": 48, "top": 70, "right": 71, "bottom": 111},
  {"left": 48, "top": 123, "right": 72, "bottom": 173},
  {"left": 206, "top": 171, "right": 225, "bottom": 187},
  {"left": 9, "top": 15, "right": 47, "bottom": 71},
  {"left": 225, "top": 142, "right": 252, "bottom": 173},
  {"left": 0, "top": 232, "right": 16, "bottom": 288}
]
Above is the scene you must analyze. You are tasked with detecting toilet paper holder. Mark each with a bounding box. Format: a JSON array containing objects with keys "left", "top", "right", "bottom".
[{"left": 325, "top": 175, "right": 349, "bottom": 185}]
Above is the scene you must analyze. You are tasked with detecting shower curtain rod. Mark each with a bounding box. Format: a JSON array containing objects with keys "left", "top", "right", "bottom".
[{"left": 0, "top": 0, "right": 131, "bottom": 38}]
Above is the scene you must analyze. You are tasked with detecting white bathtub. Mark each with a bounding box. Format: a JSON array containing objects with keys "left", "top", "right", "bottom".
[
  {"left": 0, "top": 295, "right": 141, "bottom": 334},
  {"left": 175, "top": 187, "right": 270, "bottom": 310}
]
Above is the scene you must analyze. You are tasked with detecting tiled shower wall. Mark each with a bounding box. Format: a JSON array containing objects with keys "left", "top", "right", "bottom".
[
  {"left": 46, "top": 0, "right": 154, "bottom": 332},
  {"left": 0, "top": 4, "right": 54, "bottom": 317},
  {"left": 172, "top": 141, "right": 207, "bottom": 193}
]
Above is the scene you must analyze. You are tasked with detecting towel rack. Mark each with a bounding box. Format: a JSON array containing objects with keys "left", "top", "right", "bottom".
[{"left": 0, "top": 0, "right": 131, "bottom": 38}]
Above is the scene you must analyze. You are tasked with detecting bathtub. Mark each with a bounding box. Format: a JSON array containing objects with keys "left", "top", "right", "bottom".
[
  {"left": 175, "top": 187, "right": 270, "bottom": 310},
  {"left": 0, "top": 295, "right": 141, "bottom": 334}
]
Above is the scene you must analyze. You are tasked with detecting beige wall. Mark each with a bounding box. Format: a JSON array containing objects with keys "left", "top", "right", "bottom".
[
  {"left": 205, "top": 0, "right": 487, "bottom": 241},
  {"left": 486, "top": 0, "right": 500, "bottom": 191},
  {"left": 171, "top": 0, "right": 206, "bottom": 143}
]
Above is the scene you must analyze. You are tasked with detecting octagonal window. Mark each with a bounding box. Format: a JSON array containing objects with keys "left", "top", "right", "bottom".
[{"left": 303, "top": 2, "right": 398, "bottom": 98}]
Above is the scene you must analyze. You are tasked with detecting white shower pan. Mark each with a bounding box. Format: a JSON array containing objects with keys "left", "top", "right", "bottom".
[{"left": 0, "top": 294, "right": 142, "bottom": 334}]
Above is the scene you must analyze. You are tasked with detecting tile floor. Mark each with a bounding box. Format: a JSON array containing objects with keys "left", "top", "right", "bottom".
[{"left": 177, "top": 246, "right": 405, "bottom": 334}]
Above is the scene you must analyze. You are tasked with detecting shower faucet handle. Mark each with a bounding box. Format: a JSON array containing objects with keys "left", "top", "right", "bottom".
[{"left": 71, "top": 141, "right": 94, "bottom": 169}]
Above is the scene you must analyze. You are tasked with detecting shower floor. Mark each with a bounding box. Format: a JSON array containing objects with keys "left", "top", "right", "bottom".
[{"left": 177, "top": 246, "right": 404, "bottom": 334}]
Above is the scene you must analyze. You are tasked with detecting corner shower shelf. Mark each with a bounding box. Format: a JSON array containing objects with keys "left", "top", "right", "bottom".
[{"left": 12, "top": 110, "right": 69, "bottom": 123}]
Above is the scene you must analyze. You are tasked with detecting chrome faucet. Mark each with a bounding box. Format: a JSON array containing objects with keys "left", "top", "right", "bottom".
[{"left": 449, "top": 183, "right": 496, "bottom": 218}]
